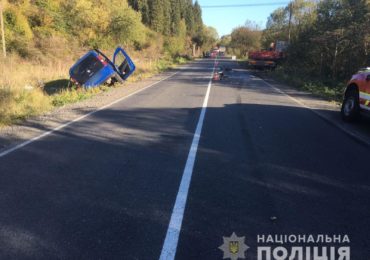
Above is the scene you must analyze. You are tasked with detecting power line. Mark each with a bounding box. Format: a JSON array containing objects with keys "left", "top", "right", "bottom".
[{"left": 201, "top": 2, "right": 290, "bottom": 8}]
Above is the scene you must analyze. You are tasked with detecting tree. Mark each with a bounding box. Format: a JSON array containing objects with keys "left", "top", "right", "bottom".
[
  {"left": 193, "top": 1, "right": 202, "bottom": 35},
  {"left": 109, "top": 4, "right": 146, "bottom": 46},
  {"left": 184, "top": 0, "right": 194, "bottom": 35},
  {"left": 170, "top": 0, "right": 181, "bottom": 35},
  {"left": 128, "top": 0, "right": 150, "bottom": 25},
  {"left": 230, "top": 21, "right": 261, "bottom": 57},
  {"left": 262, "top": 0, "right": 317, "bottom": 47},
  {"left": 162, "top": 0, "right": 171, "bottom": 35},
  {"left": 0, "top": 1, "right": 6, "bottom": 57},
  {"left": 264, "top": 0, "right": 370, "bottom": 83},
  {"left": 219, "top": 35, "right": 231, "bottom": 48},
  {"left": 149, "top": 0, "right": 164, "bottom": 33}
]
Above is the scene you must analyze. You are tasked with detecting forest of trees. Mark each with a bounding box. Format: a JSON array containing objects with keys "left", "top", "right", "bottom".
[
  {"left": 0, "top": 0, "right": 218, "bottom": 59},
  {"left": 222, "top": 0, "right": 369, "bottom": 88},
  {"left": 0, "top": 0, "right": 220, "bottom": 125},
  {"left": 262, "top": 0, "right": 370, "bottom": 83},
  {"left": 128, "top": 0, "right": 202, "bottom": 37}
]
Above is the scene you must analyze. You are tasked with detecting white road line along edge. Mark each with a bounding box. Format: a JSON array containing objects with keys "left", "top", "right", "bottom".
[
  {"left": 260, "top": 77, "right": 370, "bottom": 147},
  {"left": 0, "top": 72, "right": 179, "bottom": 158},
  {"left": 159, "top": 59, "right": 217, "bottom": 260}
]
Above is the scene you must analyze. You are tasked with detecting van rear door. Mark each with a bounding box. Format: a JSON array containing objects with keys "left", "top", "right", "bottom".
[
  {"left": 112, "top": 47, "right": 136, "bottom": 80},
  {"left": 70, "top": 52, "right": 104, "bottom": 85}
]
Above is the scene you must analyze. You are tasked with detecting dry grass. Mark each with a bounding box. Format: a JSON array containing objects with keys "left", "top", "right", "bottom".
[
  {"left": 0, "top": 54, "right": 75, "bottom": 126},
  {"left": 0, "top": 47, "right": 189, "bottom": 127},
  {"left": 0, "top": 55, "right": 72, "bottom": 89}
]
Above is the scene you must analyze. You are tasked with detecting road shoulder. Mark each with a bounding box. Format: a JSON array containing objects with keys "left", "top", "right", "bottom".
[
  {"left": 0, "top": 70, "right": 178, "bottom": 153},
  {"left": 252, "top": 72, "right": 370, "bottom": 147}
]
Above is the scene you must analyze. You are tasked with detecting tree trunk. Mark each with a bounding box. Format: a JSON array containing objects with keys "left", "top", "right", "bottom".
[
  {"left": 332, "top": 40, "right": 338, "bottom": 80},
  {"left": 288, "top": 3, "right": 293, "bottom": 43},
  {"left": 0, "top": 3, "right": 6, "bottom": 58}
]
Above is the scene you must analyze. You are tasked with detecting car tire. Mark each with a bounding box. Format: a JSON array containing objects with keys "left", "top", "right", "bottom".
[
  {"left": 110, "top": 72, "right": 124, "bottom": 85},
  {"left": 341, "top": 88, "right": 360, "bottom": 122}
]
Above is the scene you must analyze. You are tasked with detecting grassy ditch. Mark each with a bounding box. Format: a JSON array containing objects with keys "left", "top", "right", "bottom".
[
  {"left": 270, "top": 68, "right": 345, "bottom": 102},
  {"left": 0, "top": 54, "right": 191, "bottom": 127},
  {"left": 240, "top": 60, "right": 346, "bottom": 103}
]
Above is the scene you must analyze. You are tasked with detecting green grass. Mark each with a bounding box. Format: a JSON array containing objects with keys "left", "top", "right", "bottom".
[
  {"left": 174, "top": 56, "right": 189, "bottom": 64},
  {"left": 51, "top": 84, "right": 113, "bottom": 107},
  {"left": 257, "top": 67, "right": 345, "bottom": 102},
  {"left": 238, "top": 59, "right": 345, "bottom": 102}
]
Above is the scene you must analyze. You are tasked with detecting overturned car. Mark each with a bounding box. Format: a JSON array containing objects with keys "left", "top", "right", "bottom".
[{"left": 69, "top": 47, "right": 136, "bottom": 88}]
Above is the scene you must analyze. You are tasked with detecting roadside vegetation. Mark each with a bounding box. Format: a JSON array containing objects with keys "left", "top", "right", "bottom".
[
  {"left": 222, "top": 0, "right": 370, "bottom": 102},
  {"left": 219, "top": 20, "right": 262, "bottom": 58},
  {"left": 0, "top": 0, "right": 218, "bottom": 126}
]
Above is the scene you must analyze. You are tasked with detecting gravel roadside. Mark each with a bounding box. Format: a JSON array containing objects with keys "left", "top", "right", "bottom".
[{"left": 0, "top": 69, "right": 178, "bottom": 154}]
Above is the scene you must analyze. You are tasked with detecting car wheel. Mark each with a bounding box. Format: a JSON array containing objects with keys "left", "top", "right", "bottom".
[
  {"left": 110, "top": 72, "right": 123, "bottom": 85},
  {"left": 341, "top": 88, "right": 360, "bottom": 122}
]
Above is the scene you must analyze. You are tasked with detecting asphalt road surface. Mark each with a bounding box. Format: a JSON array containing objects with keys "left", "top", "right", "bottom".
[{"left": 0, "top": 58, "right": 369, "bottom": 259}]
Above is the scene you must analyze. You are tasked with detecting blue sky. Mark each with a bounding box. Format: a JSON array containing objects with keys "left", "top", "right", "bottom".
[{"left": 198, "top": 0, "right": 290, "bottom": 37}]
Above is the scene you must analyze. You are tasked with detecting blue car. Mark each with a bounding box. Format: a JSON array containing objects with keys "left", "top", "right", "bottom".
[{"left": 69, "top": 47, "right": 136, "bottom": 88}]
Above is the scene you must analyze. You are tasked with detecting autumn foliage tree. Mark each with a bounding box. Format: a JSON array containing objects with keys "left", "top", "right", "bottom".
[{"left": 1, "top": 0, "right": 211, "bottom": 59}]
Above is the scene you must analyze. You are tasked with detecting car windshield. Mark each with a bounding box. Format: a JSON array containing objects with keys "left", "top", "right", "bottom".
[{"left": 71, "top": 53, "right": 104, "bottom": 84}]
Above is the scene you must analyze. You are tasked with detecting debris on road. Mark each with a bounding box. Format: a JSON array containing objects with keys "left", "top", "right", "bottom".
[
  {"left": 270, "top": 216, "right": 278, "bottom": 221},
  {"left": 213, "top": 70, "right": 221, "bottom": 81}
]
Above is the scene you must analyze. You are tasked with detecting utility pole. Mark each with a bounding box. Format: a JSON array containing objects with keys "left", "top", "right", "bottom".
[
  {"left": 0, "top": 1, "right": 6, "bottom": 58},
  {"left": 288, "top": 1, "right": 293, "bottom": 43}
]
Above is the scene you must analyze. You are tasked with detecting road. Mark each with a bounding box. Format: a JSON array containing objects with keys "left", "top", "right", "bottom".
[{"left": 0, "top": 58, "right": 369, "bottom": 259}]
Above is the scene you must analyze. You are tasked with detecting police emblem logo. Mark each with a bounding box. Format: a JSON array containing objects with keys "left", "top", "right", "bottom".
[
  {"left": 219, "top": 232, "right": 249, "bottom": 260},
  {"left": 229, "top": 241, "right": 239, "bottom": 254}
]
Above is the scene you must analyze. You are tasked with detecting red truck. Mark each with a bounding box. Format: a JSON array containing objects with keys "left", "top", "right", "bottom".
[{"left": 248, "top": 41, "right": 288, "bottom": 70}]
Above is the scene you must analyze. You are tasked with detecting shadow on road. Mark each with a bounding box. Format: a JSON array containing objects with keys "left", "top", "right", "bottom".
[{"left": 0, "top": 101, "right": 369, "bottom": 258}]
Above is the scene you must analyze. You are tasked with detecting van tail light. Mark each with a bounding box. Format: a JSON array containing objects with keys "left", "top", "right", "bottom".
[
  {"left": 70, "top": 77, "right": 78, "bottom": 85},
  {"left": 97, "top": 55, "right": 108, "bottom": 66}
]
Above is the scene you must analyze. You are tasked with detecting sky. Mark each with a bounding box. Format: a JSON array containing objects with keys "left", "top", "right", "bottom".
[{"left": 198, "top": 0, "right": 290, "bottom": 37}]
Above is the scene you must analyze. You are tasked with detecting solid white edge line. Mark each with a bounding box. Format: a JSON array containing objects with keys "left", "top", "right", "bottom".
[
  {"left": 159, "top": 59, "right": 217, "bottom": 260},
  {"left": 0, "top": 72, "right": 179, "bottom": 158},
  {"left": 259, "top": 77, "right": 370, "bottom": 146}
]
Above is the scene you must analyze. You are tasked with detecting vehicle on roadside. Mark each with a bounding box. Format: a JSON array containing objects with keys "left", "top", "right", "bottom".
[
  {"left": 218, "top": 45, "right": 226, "bottom": 56},
  {"left": 211, "top": 50, "right": 219, "bottom": 58},
  {"left": 341, "top": 68, "right": 370, "bottom": 121},
  {"left": 69, "top": 47, "right": 135, "bottom": 88},
  {"left": 248, "top": 40, "right": 288, "bottom": 70}
]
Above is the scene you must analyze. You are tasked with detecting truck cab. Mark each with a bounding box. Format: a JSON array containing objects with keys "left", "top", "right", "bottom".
[{"left": 248, "top": 41, "right": 288, "bottom": 70}]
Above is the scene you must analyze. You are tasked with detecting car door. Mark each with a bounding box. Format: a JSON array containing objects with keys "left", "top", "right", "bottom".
[
  {"left": 356, "top": 71, "right": 370, "bottom": 111},
  {"left": 112, "top": 47, "right": 136, "bottom": 80},
  {"left": 364, "top": 72, "right": 370, "bottom": 93}
]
